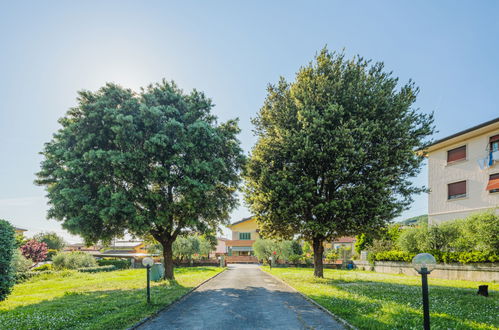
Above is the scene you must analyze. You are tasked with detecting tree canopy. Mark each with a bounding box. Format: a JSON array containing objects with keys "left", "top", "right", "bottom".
[
  {"left": 244, "top": 48, "right": 434, "bottom": 277},
  {"left": 36, "top": 80, "right": 245, "bottom": 279},
  {"left": 33, "top": 232, "right": 66, "bottom": 250}
]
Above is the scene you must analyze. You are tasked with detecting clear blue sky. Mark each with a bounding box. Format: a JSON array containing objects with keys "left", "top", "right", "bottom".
[{"left": 1, "top": 1, "right": 498, "bottom": 242}]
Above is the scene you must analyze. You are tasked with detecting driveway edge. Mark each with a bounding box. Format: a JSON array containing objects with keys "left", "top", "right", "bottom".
[
  {"left": 262, "top": 268, "right": 357, "bottom": 330},
  {"left": 128, "top": 267, "right": 227, "bottom": 330}
]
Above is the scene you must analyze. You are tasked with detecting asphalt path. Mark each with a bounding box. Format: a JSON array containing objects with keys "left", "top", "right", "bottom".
[{"left": 138, "top": 264, "right": 345, "bottom": 330}]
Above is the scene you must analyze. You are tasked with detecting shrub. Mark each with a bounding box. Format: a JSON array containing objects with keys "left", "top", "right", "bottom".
[
  {"left": 46, "top": 249, "right": 58, "bottom": 261},
  {"left": 288, "top": 254, "right": 302, "bottom": 265},
  {"left": 32, "top": 232, "right": 66, "bottom": 250},
  {"left": 20, "top": 240, "right": 48, "bottom": 262},
  {"left": 11, "top": 250, "right": 32, "bottom": 282},
  {"left": 32, "top": 264, "right": 53, "bottom": 272},
  {"left": 0, "top": 219, "right": 16, "bottom": 301},
  {"left": 97, "top": 258, "right": 130, "bottom": 269},
  {"left": 324, "top": 249, "right": 339, "bottom": 262},
  {"left": 77, "top": 265, "right": 116, "bottom": 273},
  {"left": 371, "top": 250, "right": 499, "bottom": 264},
  {"left": 52, "top": 252, "right": 97, "bottom": 270}
]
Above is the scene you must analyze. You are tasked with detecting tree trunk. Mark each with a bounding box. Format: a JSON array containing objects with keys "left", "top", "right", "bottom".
[
  {"left": 161, "top": 239, "right": 175, "bottom": 280},
  {"left": 312, "top": 237, "right": 324, "bottom": 278}
]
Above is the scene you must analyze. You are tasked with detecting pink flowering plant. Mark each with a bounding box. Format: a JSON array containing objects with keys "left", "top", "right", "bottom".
[{"left": 20, "top": 239, "right": 48, "bottom": 262}]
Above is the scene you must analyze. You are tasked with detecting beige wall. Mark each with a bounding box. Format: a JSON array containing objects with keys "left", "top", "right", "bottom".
[
  {"left": 428, "top": 128, "right": 499, "bottom": 224},
  {"left": 229, "top": 218, "right": 260, "bottom": 240}
]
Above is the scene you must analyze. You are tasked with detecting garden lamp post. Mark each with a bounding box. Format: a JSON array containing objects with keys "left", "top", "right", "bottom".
[
  {"left": 269, "top": 256, "right": 273, "bottom": 270},
  {"left": 412, "top": 253, "right": 436, "bottom": 330},
  {"left": 142, "top": 257, "right": 154, "bottom": 304}
]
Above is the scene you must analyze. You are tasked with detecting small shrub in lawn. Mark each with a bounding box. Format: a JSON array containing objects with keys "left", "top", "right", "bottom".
[
  {"left": 52, "top": 251, "right": 97, "bottom": 270},
  {"left": 97, "top": 258, "right": 130, "bottom": 269},
  {"left": 32, "top": 263, "right": 53, "bottom": 272},
  {"left": 77, "top": 265, "right": 117, "bottom": 273},
  {"left": 11, "top": 250, "right": 33, "bottom": 282}
]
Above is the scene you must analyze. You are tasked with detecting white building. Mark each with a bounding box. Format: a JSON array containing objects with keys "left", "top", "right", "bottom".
[{"left": 426, "top": 117, "right": 499, "bottom": 225}]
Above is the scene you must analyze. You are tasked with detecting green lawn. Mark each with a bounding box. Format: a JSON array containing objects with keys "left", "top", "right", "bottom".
[
  {"left": 0, "top": 267, "right": 223, "bottom": 330},
  {"left": 263, "top": 267, "right": 499, "bottom": 329}
]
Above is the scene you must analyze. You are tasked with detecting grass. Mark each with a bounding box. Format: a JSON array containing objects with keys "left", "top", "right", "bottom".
[
  {"left": 263, "top": 267, "right": 499, "bottom": 330},
  {"left": 0, "top": 266, "right": 224, "bottom": 330}
]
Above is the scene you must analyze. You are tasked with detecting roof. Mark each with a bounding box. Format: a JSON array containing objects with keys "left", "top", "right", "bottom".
[
  {"left": 111, "top": 241, "right": 144, "bottom": 248},
  {"left": 14, "top": 227, "right": 27, "bottom": 232},
  {"left": 225, "top": 240, "right": 254, "bottom": 247},
  {"left": 228, "top": 216, "right": 254, "bottom": 227},
  {"left": 333, "top": 236, "right": 356, "bottom": 243},
  {"left": 425, "top": 116, "right": 499, "bottom": 152}
]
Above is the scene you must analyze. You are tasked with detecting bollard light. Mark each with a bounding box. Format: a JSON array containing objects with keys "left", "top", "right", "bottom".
[
  {"left": 412, "top": 253, "right": 436, "bottom": 330},
  {"left": 142, "top": 257, "right": 154, "bottom": 304},
  {"left": 269, "top": 256, "right": 273, "bottom": 270}
]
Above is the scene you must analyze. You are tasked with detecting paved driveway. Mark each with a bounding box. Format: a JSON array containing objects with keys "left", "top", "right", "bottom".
[{"left": 138, "top": 264, "right": 345, "bottom": 330}]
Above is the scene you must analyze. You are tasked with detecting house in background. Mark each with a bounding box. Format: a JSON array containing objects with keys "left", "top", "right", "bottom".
[
  {"left": 225, "top": 217, "right": 259, "bottom": 263},
  {"left": 210, "top": 238, "right": 228, "bottom": 258},
  {"left": 64, "top": 243, "right": 102, "bottom": 256},
  {"left": 332, "top": 237, "right": 356, "bottom": 253},
  {"left": 425, "top": 117, "right": 499, "bottom": 225},
  {"left": 14, "top": 227, "right": 27, "bottom": 236}
]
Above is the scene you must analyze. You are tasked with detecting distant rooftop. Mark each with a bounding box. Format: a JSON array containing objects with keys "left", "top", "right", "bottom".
[{"left": 228, "top": 216, "right": 254, "bottom": 227}]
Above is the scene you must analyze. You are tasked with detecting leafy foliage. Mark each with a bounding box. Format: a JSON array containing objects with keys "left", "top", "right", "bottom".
[
  {"left": 396, "top": 211, "right": 499, "bottom": 255},
  {"left": 32, "top": 263, "right": 53, "bottom": 272},
  {"left": 14, "top": 234, "right": 27, "bottom": 248},
  {"left": 77, "top": 265, "right": 117, "bottom": 273},
  {"left": 36, "top": 80, "right": 245, "bottom": 279},
  {"left": 252, "top": 239, "right": 294, "bottom": 262},
  {"left": 244, "top": 48, "right": 434, "bottom": 277},
  {"left": 32, "top": 232, "right": 66, "bottom": 251},
  {"left": 11, "top": 250, "right": 33, "bottom": 282},
  {"left": 97, "top": 258, "right": 130, "bottom": 269},
  {"left": 52, "top": 252, "right": 97, "bottom": 270},
  {"left": 20, "top": 240, "right": 48, "bottom": 263},
  {"left": 0, "top": 220, "right": 16, "bottom": 301}
]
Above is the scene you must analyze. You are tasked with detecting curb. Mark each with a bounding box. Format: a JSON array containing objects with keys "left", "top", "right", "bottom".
[
  {"left": 128, "top": 267, "right": 227, "bottom": 330},
  {"left": 261, "top": 268, "right": 357, "bottom": 330}
]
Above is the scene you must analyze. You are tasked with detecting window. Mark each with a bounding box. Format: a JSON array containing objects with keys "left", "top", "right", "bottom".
[
  {"left": 447, "top": 145, "right": 466, "bottom": 163},
  {"left": 448, "top": 181, "right": 466, "bottom": 200},
  {"left": 487, "top": 173, "right": 499, "bottom": 193},
  {"left": 239, "top": 232, "right": 251, "bottom": 240},
  {"left": 490, "top": 135, "right": 499, "bottom": 152}
]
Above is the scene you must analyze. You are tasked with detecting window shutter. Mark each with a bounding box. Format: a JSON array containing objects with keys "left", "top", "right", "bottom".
[
  {"left": 447, "top": 146, "right": 466, "bottom": 163},
  {"left": 448, "top": 181, "right": 466, "bottom": 198},
  {"left": 486, "top": 173, "right": 499, "bottom": 191}
]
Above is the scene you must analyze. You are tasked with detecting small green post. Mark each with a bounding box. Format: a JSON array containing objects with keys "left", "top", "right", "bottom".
[{"left": 146, "top": 265, "right": 151, "bottom": 304}]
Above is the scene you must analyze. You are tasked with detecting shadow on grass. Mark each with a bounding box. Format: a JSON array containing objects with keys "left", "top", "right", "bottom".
[
  {"left": 0, "top": 282, "right": 192, "bottom": 330},
  {"left": 289, "top": 275, "right": 498, "bottom": 329}
]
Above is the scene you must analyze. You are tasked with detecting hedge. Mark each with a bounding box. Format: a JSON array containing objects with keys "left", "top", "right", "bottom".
[
  {"left": 370, "top": 250, "right": 499, "bottom": 264},
  {"left": 77, "top": 265, "right": 117, "bottom": 273},
  {"left": 0, "top": 220, "right": 16, "bottom": 301},
  {"left": 96, "top": 258, "right": 130, "bottom": 269}
]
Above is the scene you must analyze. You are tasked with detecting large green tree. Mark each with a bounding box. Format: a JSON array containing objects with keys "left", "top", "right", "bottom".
[
  {"left": 36, "top": 80, "right": 244, "bottom": 279},
  {"left": 244, "top": 49, "right": 434, "bottom": 277}
]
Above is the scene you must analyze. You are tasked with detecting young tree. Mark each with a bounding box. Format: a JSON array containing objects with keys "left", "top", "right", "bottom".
[
  {"left": 36, "top": 80, "right": 245, "bottom": 279},
  {"left": 20, "top": 240, "right": 48, "bottom": 263},
  {"left": 0, "top": 219, "right": 16, "bottom": 301},
  {"left": 33, "top": 232, "right": 66, "bottom": 250},
  {"left": 245, "top": 49, "right": 434, "bottom": 277}
]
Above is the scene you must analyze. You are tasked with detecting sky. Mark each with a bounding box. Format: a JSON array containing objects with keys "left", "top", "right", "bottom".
[{"left": 0, "top": 1, "right": 498, "bottom": 243}]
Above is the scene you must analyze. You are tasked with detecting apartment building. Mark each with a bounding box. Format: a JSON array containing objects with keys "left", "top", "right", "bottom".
[{"left": 426, "top": 117, "right": 499, "bottom": 224}]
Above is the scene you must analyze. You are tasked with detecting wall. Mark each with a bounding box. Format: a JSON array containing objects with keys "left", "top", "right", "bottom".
[
  {"left": 230, "top": 218, "right": 260, "bottom": 240},
  {"left": 428, "top": 127, "right": 499, "bottom": 225},
  {"left": 353, "top": 260, "right": 499, "bottom": 282}
]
